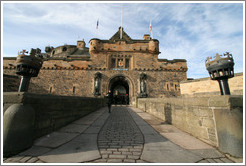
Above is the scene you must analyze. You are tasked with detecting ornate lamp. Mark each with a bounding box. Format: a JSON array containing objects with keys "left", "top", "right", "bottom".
[
  {"left": 16, "top": 49, "right": 43, "bottom": 92},
  {"left": 205, "top": 52, "right": 234, "bottom": 95}
]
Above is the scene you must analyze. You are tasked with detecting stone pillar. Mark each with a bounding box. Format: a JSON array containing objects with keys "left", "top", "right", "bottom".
[
  {"left": 212, "top": 96, "right": 243, "bottom": 158},
  {"left": 3, "top": 104, "right": 35, "bottom": 157}
]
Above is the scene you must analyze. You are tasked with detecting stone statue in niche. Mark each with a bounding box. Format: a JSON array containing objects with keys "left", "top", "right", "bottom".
[
  {"left": 139, "top": 73, "right": 148, "bottom": 98},
  {"left": 94, "top": 72, "right": 102, "bottom": 96},
  {"left": 140, "top": 81, "right": 146, "bottom": 94}
]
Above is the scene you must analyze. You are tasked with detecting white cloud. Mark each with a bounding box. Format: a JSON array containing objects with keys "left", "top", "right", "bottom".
[{"left": 2, "top": 2, "right": 244, "bottom": 79}]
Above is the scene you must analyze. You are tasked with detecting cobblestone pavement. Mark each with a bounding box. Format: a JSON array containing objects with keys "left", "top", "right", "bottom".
[{"left": 91, "top": 107, "right": 148, "bottom": 163}]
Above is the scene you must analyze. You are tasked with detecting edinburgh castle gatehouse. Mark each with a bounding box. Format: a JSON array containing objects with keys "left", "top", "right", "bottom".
[{"left": 3, "top": 27, "right": 188, "bottom": 105}]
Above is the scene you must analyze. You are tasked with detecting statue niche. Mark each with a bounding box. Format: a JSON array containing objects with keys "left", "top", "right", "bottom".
[
  {"left": 94, "top": 72, "right": 102, "bottom": 96},
  {"left": 138, "top": 73, "right": 148, "bottom": 98}
]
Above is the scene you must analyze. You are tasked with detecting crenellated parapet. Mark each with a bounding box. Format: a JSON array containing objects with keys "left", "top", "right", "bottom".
[
  {"left": 89, "top": 27, "right": 159, "bottom": 54},
  {"left": 157, "top": 59, "right": 188, "bottom": 71},
  {"left": 89, "top": 39, "right": 159, "bottom": 54}
]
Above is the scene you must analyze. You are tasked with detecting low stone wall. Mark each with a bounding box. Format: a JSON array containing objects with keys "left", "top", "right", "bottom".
[
  {"left": 137, "top": 96, "right": 243, "bottom": 158},
  {"left": 3, "top": 92, "right": 106, "bottom": 156},
  {"left": 180, "top": 73, "right": 243, "bottom": 96},
  {"left": 3, "top": 92, "right": 106, "bottom": 138}
]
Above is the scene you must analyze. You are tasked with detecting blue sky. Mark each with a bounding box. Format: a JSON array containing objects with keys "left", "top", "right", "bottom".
[{"left": 2, "top": 1, "right": 244, "bottom": 79}]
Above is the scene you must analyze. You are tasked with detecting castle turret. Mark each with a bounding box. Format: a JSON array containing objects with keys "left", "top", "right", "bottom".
[
  {"left": 143, "top": 34, "right": 151, "bottom": 40},
  {"left": 77, "top": 39, "right": 86, "bottom": 48},
  {"left": 89, "top": 38, "right": 101, "bottom": 54},
  {"left": 149, "top": 40, "right": 159, "bottom": 53}
]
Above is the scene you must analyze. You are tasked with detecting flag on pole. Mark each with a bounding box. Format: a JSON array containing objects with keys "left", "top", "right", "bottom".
[
  {"left": 150, "top": 20, "right": 153, "bottom": 39},
  {"left": 149, "top": 20, "right": 152, "bottom": 32},
  {"left": 96, "top": 19, "right": 99, "bottom": 29},
  {"left": 120, "top": 5, "right": 123, "bottom": 39}
]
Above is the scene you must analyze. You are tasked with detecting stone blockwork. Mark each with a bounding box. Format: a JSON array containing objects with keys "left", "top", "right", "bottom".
[
  {"left": 3, "top": 74, "right": 19, "bottom": 92},
  {"left": 180, "top": 73, "right": 243, "bottom": 96},
  {"left": 3, "top": 92, "right": 106, "bottom": 139},
  {"left": 137, "top": 95, "right": 243, "bottom": 158}
]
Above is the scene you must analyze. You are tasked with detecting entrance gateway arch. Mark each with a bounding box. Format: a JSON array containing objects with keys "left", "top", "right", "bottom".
[{"left": 108, "top": 75, "right": 133, "bottom": 105}]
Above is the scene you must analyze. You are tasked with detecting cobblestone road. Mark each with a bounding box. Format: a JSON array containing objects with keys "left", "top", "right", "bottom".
[{"left": 92, "top": 107, "right": 147, "bottom": 163}]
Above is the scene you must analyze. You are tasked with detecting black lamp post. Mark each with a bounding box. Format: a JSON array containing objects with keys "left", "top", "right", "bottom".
[
  {"left": 205, "top": 52, "right": 234, "bottom": 95},
  {"left": 16, "top": 49, "right": 43, "bottom": 92}
]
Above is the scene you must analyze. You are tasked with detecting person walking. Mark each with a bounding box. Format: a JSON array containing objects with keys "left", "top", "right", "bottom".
[{"left": 106, "top": 90, "right": 113, "bottom": 113}]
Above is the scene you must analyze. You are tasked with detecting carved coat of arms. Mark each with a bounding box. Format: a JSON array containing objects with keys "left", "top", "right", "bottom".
[{"left": 118, "top": 60, "right": 124, "bottom": 67}]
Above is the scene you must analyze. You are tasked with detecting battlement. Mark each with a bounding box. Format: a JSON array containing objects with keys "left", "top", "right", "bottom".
[{"left": 89, "top": 27, "right": 159, "bottom": 54}]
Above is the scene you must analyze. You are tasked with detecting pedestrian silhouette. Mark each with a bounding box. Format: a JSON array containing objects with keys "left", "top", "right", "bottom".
[{"left": 106, "top": 90, "right": 113, "bottom": 113}]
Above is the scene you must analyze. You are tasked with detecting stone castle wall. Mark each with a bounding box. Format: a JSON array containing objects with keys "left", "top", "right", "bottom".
[
  {"left": 180, "top": 73, "right": 243, "bottom": 96},
  {"left": 3, "top": 64, "right": 186, "bottom": 98},
  {"left": 3, "top": 56, "right": 187, "bottom": 102},
  {"left": 3, "top": 74, "right": 19, "bottom": 92},
  {"left": 3, "top": 56, "right": 242, "bottom": 101}
]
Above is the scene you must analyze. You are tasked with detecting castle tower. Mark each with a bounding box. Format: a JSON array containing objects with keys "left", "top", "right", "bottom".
[{"left": 77, "top": 39, "right": 86, "bottom": 48}]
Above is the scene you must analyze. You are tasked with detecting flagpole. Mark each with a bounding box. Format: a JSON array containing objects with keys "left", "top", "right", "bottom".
[
  {"left": 96, "top": 19, "right": 99, "bottom": 38},
  {"left": 150, "top": 19, "right": 153, "bottom": 39},
  {"left": 120, "top": 4, "right": 123, "bottom": 39},
  {"left": 151, "top": 29, "right": 153, "bottom": 39}
]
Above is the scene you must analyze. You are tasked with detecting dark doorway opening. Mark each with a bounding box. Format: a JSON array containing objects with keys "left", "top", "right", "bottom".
[{"left": 109, "top": 76, "right": 129, "bottom": 105}]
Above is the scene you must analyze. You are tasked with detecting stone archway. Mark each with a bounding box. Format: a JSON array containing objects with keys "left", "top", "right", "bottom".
[{"left": 108, "top": 75, "right": 132, "bottom": 105}]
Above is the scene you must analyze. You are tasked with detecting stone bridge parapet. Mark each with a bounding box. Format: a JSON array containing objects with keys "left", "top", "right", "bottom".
[
  {"left": 137, "top": 95, "right": 243, "bottom": 158},
  {"left": 3, "top": 92, "right": 106, "bottom": 157}
]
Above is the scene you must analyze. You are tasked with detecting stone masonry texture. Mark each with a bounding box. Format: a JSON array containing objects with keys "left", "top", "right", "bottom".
[{"left": 180, "top": 73, "right": 243, "bottom": 96}]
